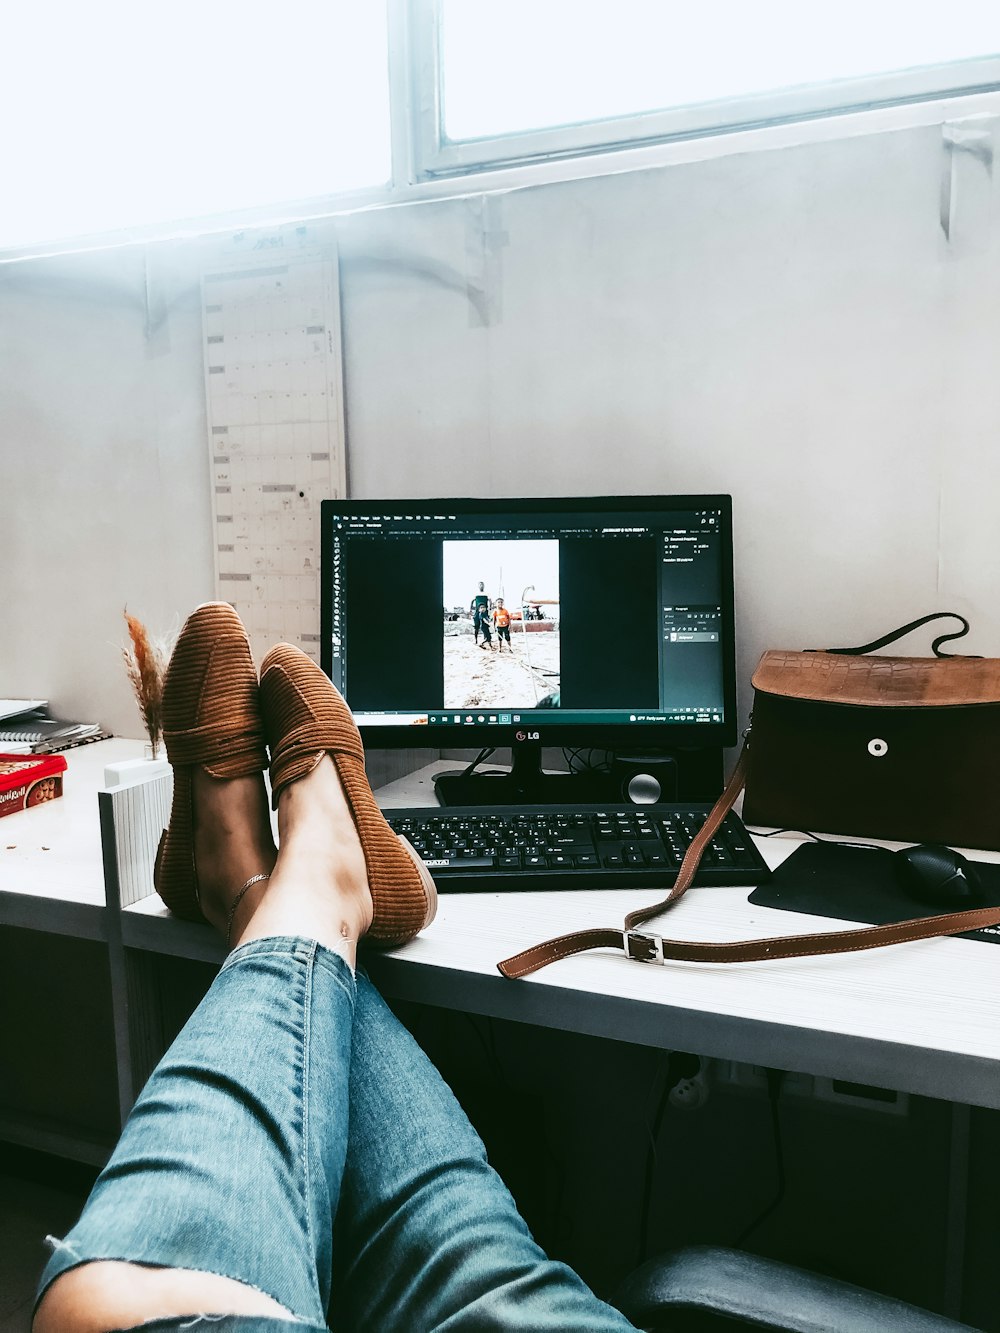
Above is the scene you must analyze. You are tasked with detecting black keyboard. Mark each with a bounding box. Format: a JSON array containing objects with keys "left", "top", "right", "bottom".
[{"left": 384, "top": 803, "right": 770, "bottom": 892}]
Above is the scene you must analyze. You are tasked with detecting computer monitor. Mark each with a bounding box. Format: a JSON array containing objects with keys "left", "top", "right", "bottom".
[{"left": 320, "top": 495, "right": 736, "bottom": 805}]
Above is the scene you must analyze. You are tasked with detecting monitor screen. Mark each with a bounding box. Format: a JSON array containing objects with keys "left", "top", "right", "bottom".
[{"left": 319, "top": 495, "right": 737, "bottom": 761}]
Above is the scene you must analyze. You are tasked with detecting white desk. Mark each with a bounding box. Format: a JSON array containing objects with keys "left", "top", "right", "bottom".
[
  {"left": 7, "top": 745, "right": 1000, "bottom": 1115},
  {"left": 7, "top": 745, "right": 1000, "bottom": 1113},
  {"left": 105, "top": 757, "right": 1000, "bottom": 1114}
]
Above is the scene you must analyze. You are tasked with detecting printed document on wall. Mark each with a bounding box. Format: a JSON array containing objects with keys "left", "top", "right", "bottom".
[{"left": 201, "top": 230, "right": 347, "bottom": 665}]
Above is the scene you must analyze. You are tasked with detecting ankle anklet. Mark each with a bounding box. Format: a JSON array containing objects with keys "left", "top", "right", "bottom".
[{"left": 226, "top": 873, "right": 271, "bottom": 947}]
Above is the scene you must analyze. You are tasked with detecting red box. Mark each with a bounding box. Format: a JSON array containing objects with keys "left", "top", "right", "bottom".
[{"left": 0, "top": 753, "right": 68, "bottom": 818}]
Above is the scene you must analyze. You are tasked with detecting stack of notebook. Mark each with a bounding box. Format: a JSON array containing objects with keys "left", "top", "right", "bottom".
[{"left": 0, "top": 699, "right": 111, "bottom": 754}]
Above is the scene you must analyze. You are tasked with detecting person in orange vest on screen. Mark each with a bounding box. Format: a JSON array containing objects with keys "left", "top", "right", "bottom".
[{"left": 493, "top": 598, "right": 513, "bottom": 652}]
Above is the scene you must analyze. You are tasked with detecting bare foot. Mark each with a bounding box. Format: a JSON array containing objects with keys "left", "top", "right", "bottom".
[
  {"left": 190, "top": 770, "right": 277, "bottom": 940},
  {"left": 234, "top": 755, "right": 373, "bottom": 967}
]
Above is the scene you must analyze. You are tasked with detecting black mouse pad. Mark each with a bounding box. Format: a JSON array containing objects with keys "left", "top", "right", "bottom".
[{"left": 748, "top": 843, "right": 1000, "bottom": 946}]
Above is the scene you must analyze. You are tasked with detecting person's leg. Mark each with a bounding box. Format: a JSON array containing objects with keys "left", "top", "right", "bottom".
[
  {"left": 36, "top": 613, "right": 624, "bottom": 1332},
  {"left": 331, "top": 974, "right": 637, "bottom": 1333},
  {"left": 33, "top": 757, "right": 373, "bottom": 1333}
]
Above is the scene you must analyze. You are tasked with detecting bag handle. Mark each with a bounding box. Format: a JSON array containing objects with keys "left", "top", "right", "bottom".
[
  {"left": 497, "top": 733, "right": 1000, "bottom": 980},
  {"left": 821, "top": 611, "right": 973, "bottom": 658}
]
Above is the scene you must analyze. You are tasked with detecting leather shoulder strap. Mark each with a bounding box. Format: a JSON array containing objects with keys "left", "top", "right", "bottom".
[
  {"left": 498, "top": 742, "right": 750, "bottom": 979},
  {"left": 623, "top": 742, "right": 751, "bottom": 931},
  {"left": 498, "top": 904, "right": 1000, "bottom": 978},
  {"left": 496, "top": 734, "right": 1000, "bottom": 980}
]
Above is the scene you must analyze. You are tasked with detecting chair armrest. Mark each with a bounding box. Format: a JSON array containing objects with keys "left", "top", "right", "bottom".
[{"left": 613, "top": 1246, "right": 979, "bottom": 1332}]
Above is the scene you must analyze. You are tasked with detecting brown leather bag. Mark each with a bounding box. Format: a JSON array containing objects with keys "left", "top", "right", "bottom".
[
  {"left": 498, "top": 613, "right": 1000, "bottom": 981},
  {"left": 744, "top": 614, "right": 1000, "bottom": 851}
]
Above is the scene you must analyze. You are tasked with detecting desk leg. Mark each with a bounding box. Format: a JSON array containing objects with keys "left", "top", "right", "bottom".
[
  {"left": 107, "top": 947, "right": 166, "bottom": 1125},
  {"left": 943, "top": 1102, "right": 970, "bottom": 1319},
  {"left": 101, "top": 792, "right": 167, "bottom": 1127}
]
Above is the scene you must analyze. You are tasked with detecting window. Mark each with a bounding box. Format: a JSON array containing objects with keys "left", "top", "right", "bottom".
[
  {"left": 412, "top": 0, "right": 1000, "bottom": 177},
  {"left": 1, "top": 1, "right": 390, "bottom": 253}
]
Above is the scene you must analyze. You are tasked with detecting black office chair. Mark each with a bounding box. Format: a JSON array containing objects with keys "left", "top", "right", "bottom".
[{"left": 613, "top": 1246, "right": 979, "bottom": 1332}]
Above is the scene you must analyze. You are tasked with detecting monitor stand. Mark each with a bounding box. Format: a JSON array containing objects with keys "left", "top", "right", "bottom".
[
  {"left": 432, "top": 741, "right": 724, "bottom": 807},
  {"left": 433, "top": 740, "right": 610, "bottom": 807}
]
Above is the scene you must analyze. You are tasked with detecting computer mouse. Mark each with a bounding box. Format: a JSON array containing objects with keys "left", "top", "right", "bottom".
[{"left": 894, "top": 843, "right": 984, "bottom": 909}]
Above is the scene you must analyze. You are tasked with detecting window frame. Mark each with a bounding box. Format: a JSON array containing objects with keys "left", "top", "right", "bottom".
[{"left": 403, "top": 0, "right": 1000, "bottom": 180}]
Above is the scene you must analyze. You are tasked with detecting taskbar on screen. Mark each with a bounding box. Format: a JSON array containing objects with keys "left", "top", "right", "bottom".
[{"left": 356, "top": 709, "right": 725, "bottom": 728}]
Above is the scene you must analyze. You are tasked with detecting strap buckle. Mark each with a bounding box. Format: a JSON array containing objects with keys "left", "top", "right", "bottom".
[{"left": 623, "top": 930, "right": 664, "bottom": 964}]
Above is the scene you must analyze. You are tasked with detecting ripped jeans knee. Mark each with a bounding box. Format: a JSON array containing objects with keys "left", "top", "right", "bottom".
[{"left": 35, "top": 1246, "right": 323, "bottom": 1333}]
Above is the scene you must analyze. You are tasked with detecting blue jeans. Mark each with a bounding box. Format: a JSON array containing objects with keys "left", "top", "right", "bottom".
[{"left": 36, "top": 937, "right": 635, "bottom": 1331}]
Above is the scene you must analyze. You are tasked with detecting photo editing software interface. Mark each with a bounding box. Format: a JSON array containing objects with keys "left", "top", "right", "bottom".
[{"left": 321, "top": 499, "right": 734, "bottom": 743}]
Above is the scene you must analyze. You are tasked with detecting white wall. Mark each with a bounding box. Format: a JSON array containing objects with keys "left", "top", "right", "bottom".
[
  {"left": 3, "top": 115, "right": 998, "bottom": 740},
  {"left": 2, "top": 244, "right": 216, "bottom": 736}
]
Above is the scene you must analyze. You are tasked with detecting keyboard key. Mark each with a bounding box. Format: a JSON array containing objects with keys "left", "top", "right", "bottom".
[{"left": 422, "top": 855, "right": 495, "bottom": 871}]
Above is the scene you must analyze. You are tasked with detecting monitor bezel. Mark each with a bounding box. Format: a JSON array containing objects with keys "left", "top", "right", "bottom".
[{"left": 320, "top": 494, "right": 737, "bottom": 753}]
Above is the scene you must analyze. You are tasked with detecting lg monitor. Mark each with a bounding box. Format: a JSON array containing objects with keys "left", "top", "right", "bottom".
[{"left": 320, "top": 495, "right": 736, "bottom": 805}]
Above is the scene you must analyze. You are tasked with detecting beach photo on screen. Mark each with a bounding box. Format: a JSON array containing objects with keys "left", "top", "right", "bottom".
[{"left": 442, "top": 539, "right": 561, "bottom": 710}]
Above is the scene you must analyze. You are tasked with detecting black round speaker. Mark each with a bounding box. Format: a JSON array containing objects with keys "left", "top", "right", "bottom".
[{"left": 611, "top": 754, "right": 679, "bottom": 805}]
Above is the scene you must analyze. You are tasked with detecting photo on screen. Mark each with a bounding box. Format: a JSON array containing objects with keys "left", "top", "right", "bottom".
[{"left": 442, "top": 539, "right": 561, "bottom": 709}]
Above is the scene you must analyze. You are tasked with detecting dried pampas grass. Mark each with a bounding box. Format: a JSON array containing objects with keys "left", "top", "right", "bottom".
[{"left": 122, "top": 610, "right": 170, "bottom": 757}]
